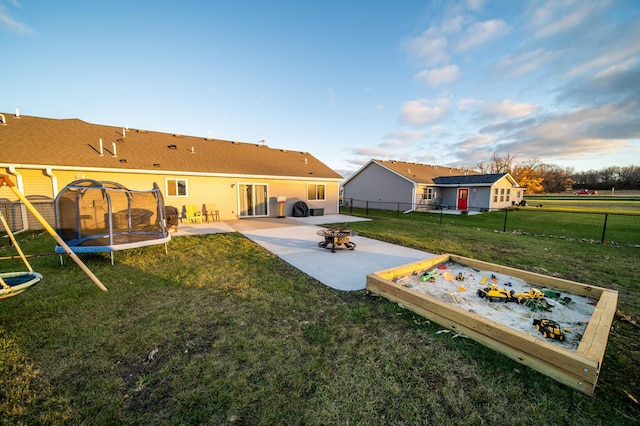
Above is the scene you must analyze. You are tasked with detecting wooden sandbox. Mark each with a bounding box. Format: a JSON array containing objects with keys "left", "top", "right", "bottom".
[{"left": 366, "top": 254, "right": 618, "bottom": 396}]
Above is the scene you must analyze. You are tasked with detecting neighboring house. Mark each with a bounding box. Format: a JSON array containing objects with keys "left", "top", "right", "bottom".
[
  {"left": 342, "top": 159, "right": 524, "bottom": 212},
  {"left": 0, "top": 111, "right": 342, "bottom": 231}
]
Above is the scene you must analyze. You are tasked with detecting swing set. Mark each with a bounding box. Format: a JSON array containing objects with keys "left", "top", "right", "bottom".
[{"left": 0, "top": 174, "right": 107, "bottom": 298}]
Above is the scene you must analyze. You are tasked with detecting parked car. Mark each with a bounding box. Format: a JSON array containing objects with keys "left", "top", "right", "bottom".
[{"left": 574, "top": 189, "right": 598, "bottom": 195}]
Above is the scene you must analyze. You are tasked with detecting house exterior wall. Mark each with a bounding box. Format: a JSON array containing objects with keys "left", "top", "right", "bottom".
[
  {"left": 469, "top": 187, "right": 492, "bottom": 210},
  {"left": 1, "top": 166, "right": 339, "bottom": 230},
  {"left": 266, "top": 180, "right": 339, "bottom": 217},
  {"left": 437, "top": 185, "right": 512, "bottom": 211},
  {"left": 343, "top": 163, "right": 414, "bottom": 209},
  {"left": 489, "top": 177, "right": 523, "bottom": 209},
  {"left": 438, "top": 188, "right": 459, "bottom": 210}
]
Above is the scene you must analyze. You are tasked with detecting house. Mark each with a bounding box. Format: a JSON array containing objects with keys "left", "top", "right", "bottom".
[
  {"left": 341, "top": 159, "right": 524, "bottom": 212},
  {"left": 0, "top": 111, "right": 342, "bottom": 231}
]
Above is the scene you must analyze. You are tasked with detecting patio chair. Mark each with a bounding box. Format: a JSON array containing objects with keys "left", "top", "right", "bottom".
[
  {"left": 185, "top": 204, "right": 203, "bottom": 224},
  {"left": 203, "top": 203, "right": 220, "bottom": 222}
]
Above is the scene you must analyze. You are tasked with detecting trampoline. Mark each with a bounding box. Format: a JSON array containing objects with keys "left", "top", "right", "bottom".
[{"left": 54, "top": 180, "right": 170, "bottom": 264}]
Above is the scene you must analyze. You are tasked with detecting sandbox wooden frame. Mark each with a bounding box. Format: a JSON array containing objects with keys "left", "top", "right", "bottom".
[{"left": 366, "top": 254, "right": 618, "bottom": 396}]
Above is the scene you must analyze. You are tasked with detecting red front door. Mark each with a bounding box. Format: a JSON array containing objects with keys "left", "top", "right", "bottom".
[{"left": 457, "top": 188, "right": 469, "bottom": 211}]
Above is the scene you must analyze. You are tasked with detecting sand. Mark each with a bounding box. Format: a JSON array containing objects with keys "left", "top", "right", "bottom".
[{"left": 394, "top": 261, "right": 598, "bottom": 351}]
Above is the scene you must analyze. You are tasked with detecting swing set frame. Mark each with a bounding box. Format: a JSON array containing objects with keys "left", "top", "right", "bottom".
[{"left": 0, "top": 174, "right": 107, "bottom": 296}]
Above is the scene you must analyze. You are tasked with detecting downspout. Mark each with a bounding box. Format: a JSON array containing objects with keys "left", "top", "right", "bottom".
[
  {"left": 7, "top": 166, "right": 29, "bottom": 230},
  {"left": 44, "top": 167, "right": 59, "bottom": 199},
  {"left": 403, "top": 184, "right": 418, "bottom": 214}
]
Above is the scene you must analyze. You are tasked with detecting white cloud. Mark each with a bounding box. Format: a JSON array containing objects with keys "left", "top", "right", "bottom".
[
  {"left": 467, "top": 0, "right": 485, "bottom": 12},
  {"left": 457, "top": 98, "right": 483, "bottom": 110},
  {"left": 595, "top": 58, "right": 639, "bottom": 79},
  {"left": 349, "top": 147, "right": 400, "bottom": 159},
  {"left": 479, "top": 101, "right": 640, "bottom": 163},
  {"left": 484, "top": 100, "right": 539, "bottom": 119},
  {"left": 415, "top": 64, "right": 461, "bottom": 87},
  {"left": 496, "top": 48, "right": 561, "bottom": 78},
  {"left": 566, "top": 45, "right": 640, "bottom": 78},
  {"left": 457, "top": 134, "right": 496, "bottom": 150},
  {"left": 405, "top": 27, "right": 450, "bottom": 66},
  {"left": 456, "top": 19, "right": 507, "bottom": 51},
  {"left": 441, "top": 14, "right": 466, "bottom": 34},
  {"left": 384, "top": 130, "right": 425, "bottom": 142},
  {"left": 0, "top": 5, "right": 32, "bottom": 33},
  {"left": 379, "top": 130, "right": 425, "bottom": 148},
  {"left": 400, "top": 98, "right": 450, "bottom": 126},
  {"left": 530, "top": 0, "right": 606, "bottom": 40}
]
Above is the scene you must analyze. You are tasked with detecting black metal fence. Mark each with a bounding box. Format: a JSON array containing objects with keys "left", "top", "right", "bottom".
[{"left": 341, "top": 198, "right": 640, "bottom": 247}]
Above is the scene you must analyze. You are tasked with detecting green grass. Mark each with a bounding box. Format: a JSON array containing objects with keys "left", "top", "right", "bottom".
[
  {"left": 0, "top": 221, "right": 638, "bottom": 425},
  {"left": 525, "top": 194, "right": 640, "bottom": 213},
  {"left": 344, "top": 205, "right": 640, "bottom": 246}
]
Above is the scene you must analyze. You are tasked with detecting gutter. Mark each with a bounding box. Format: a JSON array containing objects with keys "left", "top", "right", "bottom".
[{"left": 0, "top": 163, "right": 342, "bottom": 182}]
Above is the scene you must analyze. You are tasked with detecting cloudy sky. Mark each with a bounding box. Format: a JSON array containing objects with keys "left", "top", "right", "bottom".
[{"left": 2, "top": 0, "right": 639, "bottom": 177}]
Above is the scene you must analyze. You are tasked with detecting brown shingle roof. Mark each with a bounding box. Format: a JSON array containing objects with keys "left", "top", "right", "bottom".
[
  {"left": 0, "top": 113, "right": 342, "bottom": 180},
  {"left": 374, "top": 159, "right": 478, "bottom": 184}
]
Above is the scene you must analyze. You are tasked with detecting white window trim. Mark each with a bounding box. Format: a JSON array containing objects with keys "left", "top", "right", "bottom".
[
  {"left": 307, "top": 183, "right": 326, "bottom": 201},
  {"left": 165, "top": 178, "right": 188, "bottom": 197}
]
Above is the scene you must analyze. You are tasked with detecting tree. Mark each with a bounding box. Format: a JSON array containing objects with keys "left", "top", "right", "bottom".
[
  {"left": 477, "top": 153, "right": 517, "bottom": 174},
  {"left": 540, "top": 164, "right": 574, "bottom": 193},
  {"left": 512, "top": 160, "right": 545, "bottom": 194},
  {"left": 571, "top": 165, "right": 640, "bottom": 190}
]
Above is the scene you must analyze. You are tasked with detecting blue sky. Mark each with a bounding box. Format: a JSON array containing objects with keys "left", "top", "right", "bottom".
[{"left": 2, "top": 0, "right": 639, "bottom": 178}]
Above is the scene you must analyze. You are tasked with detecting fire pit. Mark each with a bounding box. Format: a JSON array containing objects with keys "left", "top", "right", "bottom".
[{"left": 316, "top": 226, "right": 357, "bottom": 252}]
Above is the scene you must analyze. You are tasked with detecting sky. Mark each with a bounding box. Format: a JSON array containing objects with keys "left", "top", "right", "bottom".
[{"left": 2, "top": 0, "right": 640, "bottom": 178}]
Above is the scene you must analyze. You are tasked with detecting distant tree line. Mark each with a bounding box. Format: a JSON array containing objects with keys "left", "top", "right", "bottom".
[
  {"left": 477, "top": 153, "right": 640, "bottom": 193},
  {"left": 572, "top": 166, "right": 640, "bottom": 191}
]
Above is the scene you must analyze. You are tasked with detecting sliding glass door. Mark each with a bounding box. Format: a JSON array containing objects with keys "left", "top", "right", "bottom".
[{"left": 238, "top": 183, "right": 268, "bottom": 217}]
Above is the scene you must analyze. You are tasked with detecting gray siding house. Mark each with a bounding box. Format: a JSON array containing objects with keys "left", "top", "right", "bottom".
[{"left": 342, "top": 159, "right": 524, "bottom": 212}]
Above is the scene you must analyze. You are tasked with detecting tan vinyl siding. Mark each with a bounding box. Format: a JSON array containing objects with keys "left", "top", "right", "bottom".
[
  {"left": 490, "top": 177, "right": 518, "bottom": 209},
  {"left": 0, "top": 169, "right": 56, "bottom": 229}
]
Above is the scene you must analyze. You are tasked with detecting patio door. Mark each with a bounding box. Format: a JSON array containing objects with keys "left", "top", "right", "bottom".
[
  {"left": 457, "top": 188, "right": 469, "bottom": 211},
  {"left": 239, "top": 183, "right": 268, "bottom": 217}
]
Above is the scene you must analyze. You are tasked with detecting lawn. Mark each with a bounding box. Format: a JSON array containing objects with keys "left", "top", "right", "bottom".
[
  {"left": 1, "top": 217, "right": 638, "bottom": 425},
  {"left": 344, "top": 203, "right": 640, "bottom": 247},
  {"left": 525, "top": 194, "right": 640, "bottom": 213}
]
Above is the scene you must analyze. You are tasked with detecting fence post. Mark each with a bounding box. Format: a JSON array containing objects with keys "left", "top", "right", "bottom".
[
  {"left": 601, "top": 213, "right": 608, "bottom": 244},
  {"left": 503, "top": 208, "right": 508, "bottom": 232},
  {"left": 397, "top": 203, "right": 401, "bottom": 218},
  {"left": 349, "top": 198, "right": 353, "bottom": 214},
  {"left": 439, "top": 208, "right": 443, "bottom": 225},
  {"left": 366, "top": 200, "right": 369, "bottom": 216}
]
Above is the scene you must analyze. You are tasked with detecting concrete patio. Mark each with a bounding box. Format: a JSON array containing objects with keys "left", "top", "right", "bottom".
[{"left": 171, "top": 214, "right": 436, "bottom": 291}]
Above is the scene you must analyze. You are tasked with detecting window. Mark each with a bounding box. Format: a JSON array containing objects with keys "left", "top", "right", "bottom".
[
  {"left": 494, "top": 188, "right": 498, "bottom": 203},
  {"left": 308, "top": 183, "right": 326, "bottom": 201},
  {"left": 166, "top": 179, "right": 187, "bottom": 197},
  {"left": 423, "top": 187, "right": 434, "bottom": 200},
  {"left": 506, "top": 188, "right": 511, "bottom": 202}
]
